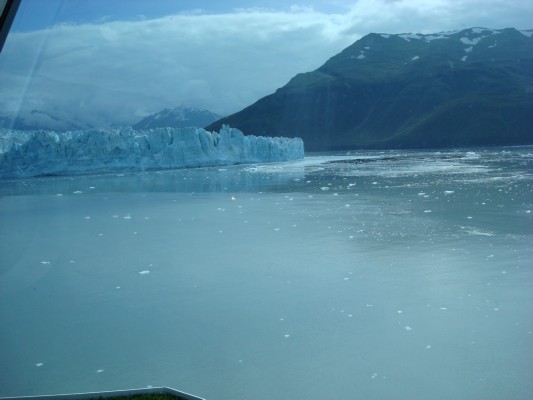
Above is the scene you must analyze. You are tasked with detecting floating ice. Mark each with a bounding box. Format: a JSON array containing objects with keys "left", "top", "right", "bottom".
[
  {"left": 97, "top": 369, "right": 104, "bottom": 373},
  {"left": 35, "top": 363, "right": 43, "bottom": 367},
  {"left": 139, "top": 270, "right": 150, "bottom": 275},
  {"left": 404, "top": 326, "right": 412, "bottom": 331}
]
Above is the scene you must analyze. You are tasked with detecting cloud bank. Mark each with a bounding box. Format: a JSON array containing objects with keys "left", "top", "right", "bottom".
[{"left": 0, "top": 0, "right": 531, "bottom": 127}]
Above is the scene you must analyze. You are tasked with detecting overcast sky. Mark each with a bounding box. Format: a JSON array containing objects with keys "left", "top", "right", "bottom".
[{"left": 1, "top": 0, "right": 532, "bottom": 126}]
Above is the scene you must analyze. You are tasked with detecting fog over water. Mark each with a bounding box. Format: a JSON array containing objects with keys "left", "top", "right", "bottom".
[{"left": 1, "top": 147, "right": 532, "bottom": 400}]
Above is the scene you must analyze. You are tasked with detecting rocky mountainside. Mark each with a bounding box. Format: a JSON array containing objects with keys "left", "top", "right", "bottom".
[
  {"left": 133, "top": 106, "right": 221, "bottom": 130},
  {"left": 207, "top": 27, "right": 533, "bottom": 150}
]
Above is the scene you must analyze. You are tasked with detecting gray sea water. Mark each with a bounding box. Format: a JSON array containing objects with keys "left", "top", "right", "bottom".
[{"left": 1, "top": 147, "right": 532, "bottom": 400}]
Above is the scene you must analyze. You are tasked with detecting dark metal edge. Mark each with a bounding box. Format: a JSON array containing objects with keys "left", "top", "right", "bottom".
[{"left": 0, "top": 387, "right": 205, "bottom": 400}]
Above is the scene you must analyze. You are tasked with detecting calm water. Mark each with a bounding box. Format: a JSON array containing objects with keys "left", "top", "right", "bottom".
[{"left": 1, "top": 148, "right": 532, "bottom": 399}]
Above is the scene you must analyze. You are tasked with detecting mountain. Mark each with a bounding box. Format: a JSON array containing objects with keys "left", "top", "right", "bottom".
[
  {"left": 0, "top": 76, "right": 176, "bottom": 131},
  {"left": 0, "top": 110, "right": 88, "bottom": 131},
  {"left": 133, "top": 106, "right": 222, "bottom": 130},
  {"left": 207, "top": 27, "right": 533, "bottom": 151},
  {"left": 0, "top": 104, "right": 221, "bottom": 132}
]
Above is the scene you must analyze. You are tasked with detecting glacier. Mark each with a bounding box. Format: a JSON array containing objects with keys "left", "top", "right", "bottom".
[{"left": 0, "top": 125, "right": 304, "bottom": 178}]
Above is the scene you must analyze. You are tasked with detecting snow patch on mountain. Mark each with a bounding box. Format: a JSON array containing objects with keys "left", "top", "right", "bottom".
[
  {"left": 460, "top": 37, "right": 483, "bottom": 46},
  {"left": 388, "top": 27, "right": 511, "bottom": 45},
  {"left": 398, "top": 32, "right": 450, "bottom": 42},
  {"left": 0, "top": 126, "right": 304, "bottom": 178}
]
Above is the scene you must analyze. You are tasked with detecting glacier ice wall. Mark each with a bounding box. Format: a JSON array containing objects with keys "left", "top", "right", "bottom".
[{"left": 0, "top": 125, "right": 304, "bottom": 178}]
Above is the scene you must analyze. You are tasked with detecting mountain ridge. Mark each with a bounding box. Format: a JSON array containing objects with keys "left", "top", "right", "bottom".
[
  {"left": 0, "top": 104, "right": 222, "bottom": 132},
  {"left": 207, "top": 27, "right": 533, "bottom": 150},
  {"left": 133, "top": 106, "right": 222, "bottom": 130}
]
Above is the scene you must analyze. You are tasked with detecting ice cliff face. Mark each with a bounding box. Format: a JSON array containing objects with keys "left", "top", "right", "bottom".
[{"left": 0, "top": 125, "right": 304, "bottom": 178}]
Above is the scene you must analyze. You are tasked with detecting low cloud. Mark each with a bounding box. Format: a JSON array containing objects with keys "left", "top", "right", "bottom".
[{"left": 0, "top": 0, "right": 531, "bottom": 127}]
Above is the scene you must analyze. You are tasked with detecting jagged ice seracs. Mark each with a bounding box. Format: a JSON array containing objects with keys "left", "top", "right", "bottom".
[{"left": 0, "top": 125, "right": 304, "bottom": 178}]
